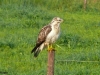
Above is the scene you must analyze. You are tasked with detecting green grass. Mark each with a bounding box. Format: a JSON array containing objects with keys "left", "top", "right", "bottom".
[{"left": 0, "top": 0, "right": 100, "bottom": 75}]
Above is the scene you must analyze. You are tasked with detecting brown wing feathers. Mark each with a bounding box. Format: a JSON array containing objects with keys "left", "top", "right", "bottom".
[{"left": 31, "top": 25, "right": 52, "bottom": 54}]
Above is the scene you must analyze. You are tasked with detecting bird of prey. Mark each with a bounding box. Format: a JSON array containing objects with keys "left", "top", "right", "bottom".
[{"left": 31, "top": 17, "right": 63, "bottom": 57}]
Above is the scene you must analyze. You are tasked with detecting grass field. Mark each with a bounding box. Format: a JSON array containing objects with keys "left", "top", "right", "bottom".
[{"left": 0, "top": 0, "right": 100, "bottom": 75}]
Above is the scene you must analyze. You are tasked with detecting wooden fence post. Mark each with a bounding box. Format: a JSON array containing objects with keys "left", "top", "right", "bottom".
[
  {"left": 47, "top": 49, "right": 55, "bottom": 75},
  {"left": 83, "top": 0, "right": 87, "bottom": 11}
]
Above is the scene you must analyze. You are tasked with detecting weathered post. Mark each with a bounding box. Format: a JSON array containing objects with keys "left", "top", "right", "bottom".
[
  {"left": 47, "top": 49, "right": 55, "bottom": 75},
  {"left": 83, "top": 0, "right": 87, "bottom": 11}
]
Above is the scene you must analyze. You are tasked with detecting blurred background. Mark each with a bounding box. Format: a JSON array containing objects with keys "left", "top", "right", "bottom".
[{"left": 0, "top": 0, "right": 100, "bottom": 75}]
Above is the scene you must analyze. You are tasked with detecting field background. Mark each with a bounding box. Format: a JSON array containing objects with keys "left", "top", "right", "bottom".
[{"left": 0, "top": 0, "right": 100, "bottom": 75}]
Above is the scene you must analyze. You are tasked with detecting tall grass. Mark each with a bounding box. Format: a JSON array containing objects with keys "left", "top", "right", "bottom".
[{"left": 0, "top": 0, "right": 100, "bottom": 75}]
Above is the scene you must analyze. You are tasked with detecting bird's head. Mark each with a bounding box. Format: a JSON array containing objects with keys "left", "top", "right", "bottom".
[{"left": 51, "top": 17, "right": 63, "bottom": 24}]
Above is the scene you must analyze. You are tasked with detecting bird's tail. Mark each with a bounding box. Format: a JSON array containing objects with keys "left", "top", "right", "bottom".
[
  {"left": 31, "top": 46, "right": 38, "bottom": 53},
  {"left": 31, "top": 42, "right": 44, "bottom": 57},
  {"left": 31, "top": 46, "right": 40, "bottom": 57},
  {"left": 34, "top": 49, "right": 41, "bottom": 57}
]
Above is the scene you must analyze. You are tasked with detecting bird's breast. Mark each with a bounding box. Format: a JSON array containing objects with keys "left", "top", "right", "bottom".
[{"left": 46, "top": 27, "right": 60, "bottom": 44}]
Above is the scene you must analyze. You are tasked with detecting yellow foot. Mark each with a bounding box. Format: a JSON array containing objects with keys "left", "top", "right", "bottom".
[
  {"left": 48, "top": 47, "right": 54, "bottom": 51},
  {"left": 48, "top": 44, "right": 55, "bottom": 51}
]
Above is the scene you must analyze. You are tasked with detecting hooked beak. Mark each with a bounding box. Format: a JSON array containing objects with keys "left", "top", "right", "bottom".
[{"left": 60, "top": 19, "right": 63, "bottom": 23}]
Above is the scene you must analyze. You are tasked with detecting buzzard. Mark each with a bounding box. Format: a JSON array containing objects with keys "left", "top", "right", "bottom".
[{"left": 31, "top": 17, "right": 63, "bottom": 57}]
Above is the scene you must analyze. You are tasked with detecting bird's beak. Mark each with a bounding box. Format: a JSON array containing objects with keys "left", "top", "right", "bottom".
[{"left": 61, "top": 19, "right": 63, "bottom": 23}]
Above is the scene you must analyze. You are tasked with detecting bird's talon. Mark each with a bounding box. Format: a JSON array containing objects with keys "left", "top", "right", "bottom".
[{"left": 48, "top": 47, "right": 55, "bottom": 51}]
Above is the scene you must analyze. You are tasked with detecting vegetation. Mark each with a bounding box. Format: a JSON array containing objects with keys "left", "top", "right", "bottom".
[{"left": 0, "top": 0, "right": 100, "bottom": 75}]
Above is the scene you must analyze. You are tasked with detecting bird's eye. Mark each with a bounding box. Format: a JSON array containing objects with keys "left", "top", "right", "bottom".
[{"left": 58, "top": 19, "right": 61, "bottom": 21}]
